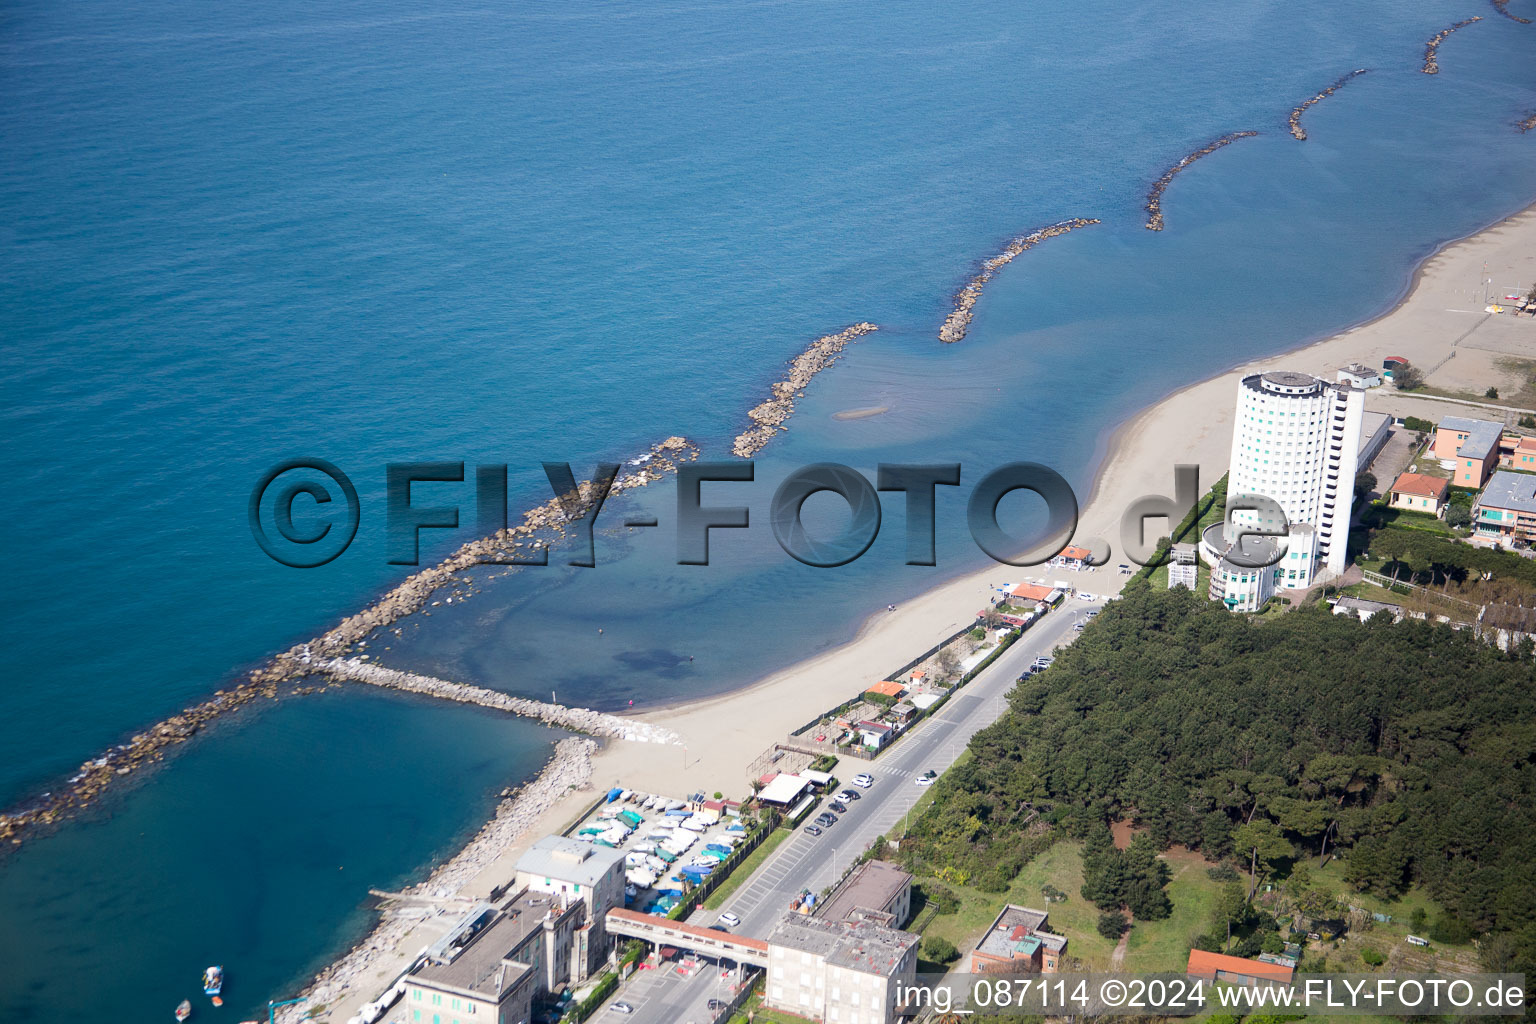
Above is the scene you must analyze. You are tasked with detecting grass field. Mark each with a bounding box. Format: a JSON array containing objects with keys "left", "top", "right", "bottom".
[
  {"left": 704, "top": 828, "right": 790, "bottom": 910},
  {"left": 913, "top": 841, "right": 1224, "bottom": 973}
]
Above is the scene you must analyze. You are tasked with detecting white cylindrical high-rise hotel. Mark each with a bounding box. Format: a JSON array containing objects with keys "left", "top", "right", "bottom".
[{"left": 1204, "top": 370, "right": 1364, "bottom": 609}]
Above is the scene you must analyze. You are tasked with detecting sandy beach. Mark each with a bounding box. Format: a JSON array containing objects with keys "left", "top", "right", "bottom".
[{"left": 291, "top": 202, "right": 1536, "bottom": 1021}]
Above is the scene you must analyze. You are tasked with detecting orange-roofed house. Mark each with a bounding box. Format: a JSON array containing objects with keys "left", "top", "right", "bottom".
[
  {"left": 1186, "top": 949, "right": 1295, "bottom": 987},
  {"left": 1055, "top": 545, "right": 1094, "bottom": 570},
  {"left": 1010, "top": 583, "right": 1062, "bottom": 607},
  {"left": 865, "top": 679, "right": 906, "bottom": 701},
  {"left": 1389, "top": 472, "right": 1449, "bottom": 517}
]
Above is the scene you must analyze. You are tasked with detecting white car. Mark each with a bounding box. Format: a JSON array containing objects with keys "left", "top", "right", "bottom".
[
  {"left": 717, "top": 911, "right": 741, "bottom": 928},
  {"left": 851, "top": 773, "right": 874, "bottom": 788},
  {"left": 914, "top": 770, "right": 937, "bottom": 786}
]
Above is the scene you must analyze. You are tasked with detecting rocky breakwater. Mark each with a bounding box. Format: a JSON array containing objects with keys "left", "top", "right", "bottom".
[
  {"left": 1423, "top": 17, "right": 1482, "bottom": 73},
  {"left": 319, "top": 658, "right": 682, "bottom": 744},
  {"left": 276, "top": 736, "right": 598, "bottom": 1023},
  {"left": 732, "top": 323, "right": 878, "bottom": 457},
  {"left": 938, "top": 219, "right": 1101, "bottom": 344},
  {"left": 1520, "top": 112, "right": 1536, "bottom": 133},
  {"left": 0, "top": 436, "right": 696, "bottom": 852},
  {"left": 1288, "top": 69, "right": 1369, "bottom": 140},
  {"left": 253, "top": 435, "right": 699, "bottom": 685},
  {"left": 1145, "top": 132, "right": 1260, "bottom": 232},
  {"left": 0, "top": 679, "right": 289, "bottom": 847},
  {"left": 1491, "top": 0, "right": 1531, "bottom": 24}
]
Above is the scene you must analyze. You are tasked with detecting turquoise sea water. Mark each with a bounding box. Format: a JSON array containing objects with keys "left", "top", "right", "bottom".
[{"left": 2, "top": 0, "right": 1534, "bottom": 1017}]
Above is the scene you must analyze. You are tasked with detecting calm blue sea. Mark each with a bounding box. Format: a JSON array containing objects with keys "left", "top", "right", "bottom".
[{"left": 2, "top": 0, "right": 1533, "bottom": 1017}]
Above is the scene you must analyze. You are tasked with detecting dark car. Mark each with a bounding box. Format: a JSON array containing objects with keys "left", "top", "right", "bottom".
[
  {"left": 837, "top": 789, "right": 860, "bottom": 802},
  {"left": 708, "top": 1000, "right": 728, "bottom": 1012},
  {"left": 828, "top": 800, "right": 848, "bottom": 813},
  {"left": 804, "top": 824, "right": 823, "bottom": 836},
  {"left": 815, "top": 813, "right": 837, "bottom": 827}
]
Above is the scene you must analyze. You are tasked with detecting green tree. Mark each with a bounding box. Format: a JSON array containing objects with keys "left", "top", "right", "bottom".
[
  {"left": 1486, "top": 387, "right": 1500, "bottom": 399},
  {"left": 1232, "top": 819, "right": 1293, "bottom": 898},
  {"left": 1394, "top": 362, "right": 1424, "bottom": 390},
  {"left": 1214, "top": 880, "right": 1250, "bottom": 951},
  {"left": 922, "top": 935, "right": 959, "bottom": 963},
  {"left": 1097, "top": 910, "right": 1128, "bottom": 940}
]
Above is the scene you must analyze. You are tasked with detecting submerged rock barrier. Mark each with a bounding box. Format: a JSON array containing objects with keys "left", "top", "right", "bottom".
[
  {"left": 1424, "top": 17, "right": 1483, "bottom": 73},
  {"left": 1520, "top": 111, "right": 1536, "bottom": 133},
  {"left": 0, "top": 677, "right": 293, "bottom": 846},
  {"left": 1288, "top": 69, "right": 1369, "bottom": 140},
  {"left": 276, "top": 736, "right": 598, "bottom": 1022},
  {"left": 938, "top": 219, "right": 1101, "bottom": 344},
  {"left": 1145, "top": 132, "right": 1259, "bottom": 231},
  {"left": 1491, "top": 0, "right": 1531, "bottom": 24},
  {"left": 0, "top": 436, "right": 696, "bottom": 851},
  {"left": 732, "top": 323, "right": 878, "bottom": 457},
  {"left": 317, "top": 658, "right": 681, "bottom": 744}
]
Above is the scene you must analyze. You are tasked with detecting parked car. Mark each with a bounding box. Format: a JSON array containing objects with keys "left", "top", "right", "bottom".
[
  {"left": 610, "top": 1003, "right": 635, "bottom": 1015},
  {"left": 718, "top": 911, "right": 741, "bottom": 928},
  {"left": 1085, "top": 608, "right": 1100, "bottom": 618},
  {"left": 1073, "top": 621, "right": 1086, "bottom": 631},
  {"left": 914, "top": 769, "right": 937, "bottom": 786},
  {"left": 804, "top": 824, "right": 823, "bottom": 836},
  {"left": 852, "top": 773, "right": 874, "bottom": 788},
  {"left": 828, "top": 800, "right": 848, "bottom": 813},
  {"left": 708, "top": 1000, "right": 728, "bottom": 1012},
  {"left": 816, "top": 813, "right": 837, "bottom": 827},
  {"left": 837, "top": 789, "right": 861, "bottom": 802}
]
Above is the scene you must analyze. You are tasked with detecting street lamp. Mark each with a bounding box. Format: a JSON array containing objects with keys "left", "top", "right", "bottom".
[{"left": 269, "top": 996, "right": 307, "bottom": 1024}]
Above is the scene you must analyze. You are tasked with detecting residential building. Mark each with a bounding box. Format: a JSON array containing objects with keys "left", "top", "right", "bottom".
[
  {"left": 406, "top": 888, "right": 588, "bottom": 1024},
  {"left": 970, "top": 905, "right": 1068, "bottom": 974},
  {"left": 1473, "top": 471, "right": 1536, "bottom": 545},
  {"left": 1331, "top": 596, "right": 1402, "bottom": 623},
  {"left": 1388, "top": 472, "right": 1449, "bottom": 516},
  {"left": 1201, "top": 371, "right": 1364, "bottom": 607},
  {"left": 511, "top": 836, "right": 625, "bottom": 980},
  {"left": 1168, "top": 543, "right": 1198, "bottom": 590},
  {"left": 1498, "top": 432, "right": 1536, "bottom": 471},
  {"left": 817, "top": 860, "right": 913, "bottom": 929},
  {"left": 1186, "top": 949, "right": 1295, "bottom": 987},
  {"left": 1337, "top": 363, "right": 1382, "bottom": 388},
  {"left": 765, "top": 913, "right": 920, "bottom": 1024},
  {"left": 855, "top": 720, "right": 894, "bottom": 750},
  {"left": 1433, "top": 416, "right": 1502, "bottom": 488}
]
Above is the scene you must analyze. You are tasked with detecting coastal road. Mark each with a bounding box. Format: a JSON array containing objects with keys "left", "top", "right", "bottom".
[{"left": 609, "top": 596, "right": 1097, "bottom": 1024}]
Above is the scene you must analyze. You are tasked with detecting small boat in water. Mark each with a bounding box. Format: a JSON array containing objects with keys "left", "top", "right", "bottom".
[
  {"left": 176, "top": 999, "right": 192, "bottom": 1021},
  {"left": 203, "top": 965, "right": 224, "bottom": 1005}
]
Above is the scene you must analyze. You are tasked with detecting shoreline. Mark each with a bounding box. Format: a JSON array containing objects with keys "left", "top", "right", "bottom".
[{"left": 283, "top": 199, "right": 1536, "bottom": 1023}]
